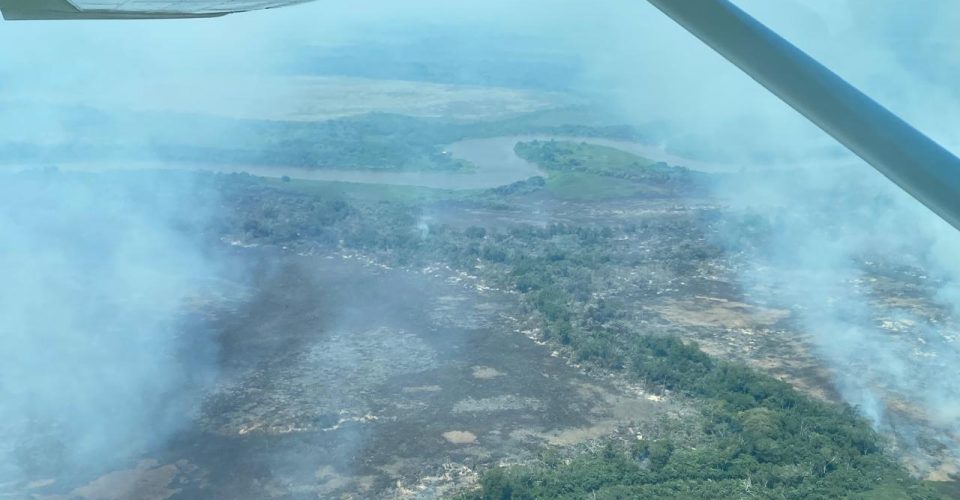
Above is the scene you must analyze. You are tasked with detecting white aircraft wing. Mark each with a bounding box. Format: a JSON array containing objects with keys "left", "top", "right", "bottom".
[
  {"left": 649, "top": 0, "right": 960, "bottom": 232},
  {"left": 0, "top": 0, "right": 314, "bottom": 20}
]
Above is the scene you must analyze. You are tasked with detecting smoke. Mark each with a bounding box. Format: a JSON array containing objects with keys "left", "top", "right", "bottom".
[
  {"left": 582, "top": 0, "right": 960, "bottom": 468},
  {"left": 354, "top": 0, "right": 960, "bottom": 470},
  {"left": 2, "top": 0, "right": 958, "bottom": 489},
  {"left": 571, "top": 0, "right": 960, "bottom": 164},
  {"left": 0, "top": 1, "right": 557, "bottom": 490},
  {"left": 715, "top": 162, "right": 960, "bottom": 459},
  {"left": 0, "top": 8, "right": 296, "bottom": 489},
  {"left": 0, "top": 170, "right": 225, "bottom": 485},
  {"left": 723, "top": 1, "right": 960, "bottom": 462}
]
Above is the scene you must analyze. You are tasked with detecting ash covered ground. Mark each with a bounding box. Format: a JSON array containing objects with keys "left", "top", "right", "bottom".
[
  {"left": 15, "top": 247, "right": 672, "bottom": 499},
  {"left": 8, "top": 1, "right": 960, "bottom": 496},
  {"left": 9, "top": 135, "right": 960, "bottom": 498},
  {"left": 6, "top": 131, "right": 960, "bottom": 499}
]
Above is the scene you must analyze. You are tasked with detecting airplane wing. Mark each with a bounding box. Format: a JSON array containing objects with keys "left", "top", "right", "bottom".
[
  {"left": 649, "top": 0, "right": 960, "bottom": 231},
  {"left": 0, "top": 0, "right": 314, "bottom": 20}
]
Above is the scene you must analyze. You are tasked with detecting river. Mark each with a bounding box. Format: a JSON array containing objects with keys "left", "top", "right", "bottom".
[{"left": 8, "top": 135, "right": 733, "bottom": 190}]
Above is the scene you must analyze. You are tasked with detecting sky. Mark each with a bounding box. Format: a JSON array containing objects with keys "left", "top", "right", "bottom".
[{"left": 3, "top": 0, "right": 959, "bottom": 159}]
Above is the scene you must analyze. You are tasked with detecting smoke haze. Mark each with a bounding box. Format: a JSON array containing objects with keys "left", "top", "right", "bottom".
[
  {"left": 1, "top": 0, "right": 959, "bottom": 488},
  {"left": 0, "top": 171, "right": 224, "bottom": 483}
]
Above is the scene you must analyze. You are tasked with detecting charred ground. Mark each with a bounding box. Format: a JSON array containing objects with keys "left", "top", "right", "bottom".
[{"left": 8, "top": 138, "right": 956, "bottom": 498}]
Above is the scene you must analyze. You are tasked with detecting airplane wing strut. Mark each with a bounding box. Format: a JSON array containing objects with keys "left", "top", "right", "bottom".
[
  {"left": 0, "top": 0, "right": 309, "bottom": 20},
  {"left": 648, "top": 0, "right": 960, "bottom": 231}
]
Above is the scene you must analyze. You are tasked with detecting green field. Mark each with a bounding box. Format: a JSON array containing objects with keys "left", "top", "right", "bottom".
[{"left": 513, "top": 140, "right": 703, "bottom": 201}]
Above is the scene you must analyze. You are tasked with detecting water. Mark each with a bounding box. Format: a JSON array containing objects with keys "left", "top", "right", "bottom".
[{"left": 5, "top": 135, "right": 728, "bottom": 190}]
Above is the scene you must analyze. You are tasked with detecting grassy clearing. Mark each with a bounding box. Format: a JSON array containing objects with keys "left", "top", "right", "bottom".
[
  {"left": 515, "top": 140, "right": 655, "bottom": 176},
  {"left": 544, "top": 171, "right": 646, "bottom": 201},
  {"left": 515, "top": 140, "right": 702, "bottom": 202}
]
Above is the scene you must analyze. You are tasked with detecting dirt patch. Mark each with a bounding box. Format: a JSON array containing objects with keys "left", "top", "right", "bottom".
[
  {"left": 655, "top": 296, "right": 790, "bottom": 329},
  {"left": 472, "top": 365, "right": 505, "bottom": 379},
  {"left": 443, "top": 431, "right": 478, "bottom": 445},
  {"left": 315, "top": 466, "right": 375, "bottom": 496},
  {"left": 498, "top": 381, "right": 667, "bottom": 447},
  {"left": 41, "top": 460, "right": 185, "bottom": 500},
  {"left": 394, "top": 463, "right": 479, "bottom": 499}
]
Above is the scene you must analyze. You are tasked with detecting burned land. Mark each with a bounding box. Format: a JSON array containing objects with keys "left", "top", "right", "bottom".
[{"left": 6, "top": 137, "right": 958, "bottom": 499}]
